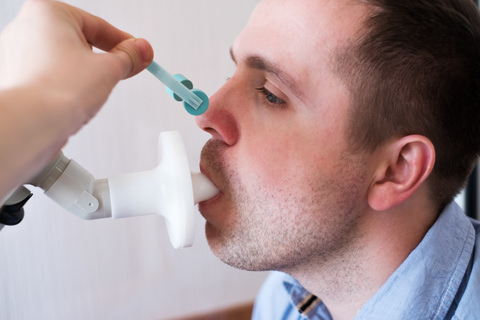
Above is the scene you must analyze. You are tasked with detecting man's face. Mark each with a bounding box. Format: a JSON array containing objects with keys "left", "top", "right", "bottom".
[{"left": 196, "top": 0, "right": 371, "bottom": 272}]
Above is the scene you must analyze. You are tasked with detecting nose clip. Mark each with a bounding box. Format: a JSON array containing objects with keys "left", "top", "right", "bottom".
[{"left": 147, "top": 61, "right": 210, "bottom": 115}]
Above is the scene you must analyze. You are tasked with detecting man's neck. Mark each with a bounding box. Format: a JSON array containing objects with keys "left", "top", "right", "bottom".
[{"left": 284, "top": 199, "right": 438, "bottom": 319}]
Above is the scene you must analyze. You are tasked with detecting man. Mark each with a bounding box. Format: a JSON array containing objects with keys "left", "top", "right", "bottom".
[{"left": 196, "top": 0, "right": 480, "bottom": 319}]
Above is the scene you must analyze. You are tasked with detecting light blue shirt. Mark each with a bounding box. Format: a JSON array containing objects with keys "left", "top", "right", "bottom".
[{"left": 252, "top": 202, "right": 480, "bottom": 319}]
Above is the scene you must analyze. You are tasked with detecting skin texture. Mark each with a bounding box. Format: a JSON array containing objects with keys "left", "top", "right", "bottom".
[
  {"left": 0, "top": 0, "right": 153, "bottom": 201},
  {"left": 197, "top": 0, "right": 370, "bottom": 271},
  {"left": 196, "top": 0, "right": 437, "bottom": 319}
]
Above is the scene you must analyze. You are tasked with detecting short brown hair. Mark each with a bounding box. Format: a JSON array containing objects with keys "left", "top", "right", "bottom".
[{"left": 335, "top": 0, "right": 480, "bottom": 209}]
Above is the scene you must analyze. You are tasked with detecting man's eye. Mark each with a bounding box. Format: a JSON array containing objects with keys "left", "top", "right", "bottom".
[{"left": 255, "top": 87, "right": 286, "bottom": 105}]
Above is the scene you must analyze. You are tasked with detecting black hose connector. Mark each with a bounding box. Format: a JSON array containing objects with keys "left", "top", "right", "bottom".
[{"left": 0, "top": 192, "right": 33, "bottom": 226}]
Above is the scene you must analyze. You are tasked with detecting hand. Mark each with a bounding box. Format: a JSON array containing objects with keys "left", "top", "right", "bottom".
[
  {"left": 0, "top": 0, "right": 153, "bottom": 123},
  {"left": 0, "top": 0, "right": 154, "bottom": 201}
]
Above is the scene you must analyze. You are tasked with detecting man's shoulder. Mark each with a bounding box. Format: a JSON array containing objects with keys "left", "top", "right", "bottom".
[{"left": 452, "top": 217, "right": 480, "bottom": 319}]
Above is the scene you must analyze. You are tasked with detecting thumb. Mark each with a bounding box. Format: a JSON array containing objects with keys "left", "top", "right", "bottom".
[{"left": 109, "top": 38, "right": 154, "bottom": 79}]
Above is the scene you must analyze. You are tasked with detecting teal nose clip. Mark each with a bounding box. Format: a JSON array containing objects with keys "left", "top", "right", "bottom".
[{"left": 147, "top": 61, "right": 209, "bottom": 116}]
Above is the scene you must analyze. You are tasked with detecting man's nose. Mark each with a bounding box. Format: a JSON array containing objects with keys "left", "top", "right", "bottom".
[{"left": 195, "top": 81, "right": 240, "bottom": 146}]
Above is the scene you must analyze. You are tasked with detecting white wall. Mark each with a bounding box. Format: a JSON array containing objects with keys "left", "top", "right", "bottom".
[{"left": 0, "top": 1, "right": 267, "bottom": 319}]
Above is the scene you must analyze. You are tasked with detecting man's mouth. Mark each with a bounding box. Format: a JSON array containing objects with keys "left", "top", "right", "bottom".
[{"left": 198, "top": 164, "right": 222, "bottom": 204}]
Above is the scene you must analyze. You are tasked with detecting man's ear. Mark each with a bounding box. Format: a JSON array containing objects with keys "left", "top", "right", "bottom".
[{"left": 368, "top": 135, "right": 435, "bottom": 211}]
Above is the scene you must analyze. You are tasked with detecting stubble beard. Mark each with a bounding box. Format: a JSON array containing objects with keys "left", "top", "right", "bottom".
[{"left": 200, "top": 139, "right": 367, "bottom": 275}]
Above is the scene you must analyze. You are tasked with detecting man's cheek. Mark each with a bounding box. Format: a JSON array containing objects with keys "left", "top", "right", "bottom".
[{"left": 240, "top": 145, "right": 286, "bottom": 186}]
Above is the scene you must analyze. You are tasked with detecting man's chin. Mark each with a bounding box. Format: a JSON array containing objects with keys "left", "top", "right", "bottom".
[{"left": 204, "top": 228, "right": 273, "bottom": 272}]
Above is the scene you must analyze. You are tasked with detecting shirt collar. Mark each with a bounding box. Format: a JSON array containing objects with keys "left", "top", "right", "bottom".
[{"left": 282, "top": 277, "right": 332, "bottom": 319}]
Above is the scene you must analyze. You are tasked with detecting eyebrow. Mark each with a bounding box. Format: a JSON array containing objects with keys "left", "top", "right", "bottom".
[{"left": 230, "top": 48, "right": 304, "bottom": 100}]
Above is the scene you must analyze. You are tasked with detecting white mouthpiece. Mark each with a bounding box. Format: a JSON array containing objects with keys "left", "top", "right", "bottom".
[
  {"left": 32, "top": 131, "right": 219, "bottom": 250},
  {"left": 191, "top": 172, "right": 219, "bottom": 204},
  {"left": 107, "top": 131, "right": 217, "bottom": 249}
]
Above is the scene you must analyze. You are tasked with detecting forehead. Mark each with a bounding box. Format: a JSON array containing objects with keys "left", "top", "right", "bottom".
[
  {"left": 232, "top": 0, "right": 368, "bottom": 101},
  {"left": 235, "top": 0, "right": 367, "bottom": 52}
]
